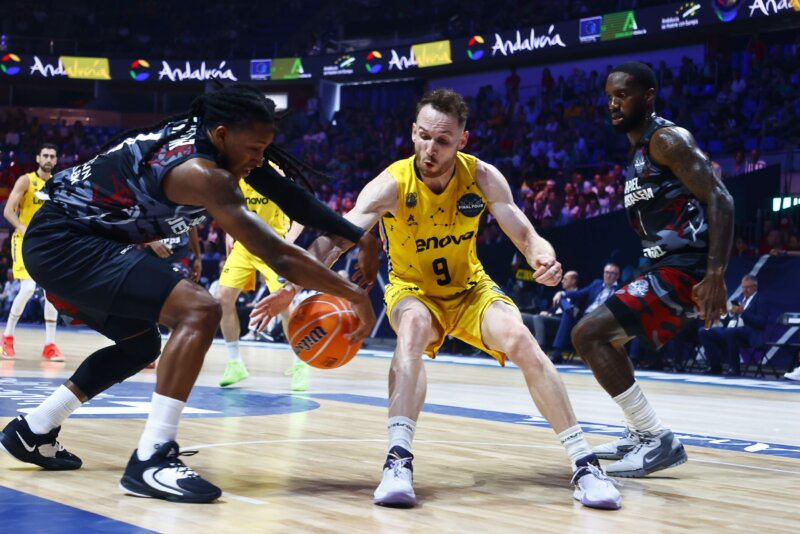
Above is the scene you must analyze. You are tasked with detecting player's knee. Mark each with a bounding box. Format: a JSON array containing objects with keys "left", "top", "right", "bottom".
[
  {"left": 217, "top": 286, "right": 239, "bottom": 309},
  {"left": 193, "top": 297, "right": 223, "bottom": 328},
  {"left": 571, "top": 317, "right": 595, "bottom": 356},
  {"left": 119, "top": 325, "right": 162, "bottom": 364},
  {"left": 498, "top": 325, "right": 535, "bottom": 356}
]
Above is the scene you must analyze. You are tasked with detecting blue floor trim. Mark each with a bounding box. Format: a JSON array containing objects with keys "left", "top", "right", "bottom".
[
  {"left": 310, "top": 393, "right": 800, "bottom": 460},
  {"left": 0, "top": 486, "right": 154, "bottom": 533}
]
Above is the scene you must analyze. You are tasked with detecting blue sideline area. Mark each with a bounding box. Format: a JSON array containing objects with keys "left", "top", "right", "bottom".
[{"left": 0, "top": 486, "right": 154, "bottom": 533}]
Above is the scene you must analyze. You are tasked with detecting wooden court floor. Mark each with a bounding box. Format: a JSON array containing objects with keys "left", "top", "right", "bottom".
[{"left": 0, "top": 325, "right": 797, "bottom": 533}]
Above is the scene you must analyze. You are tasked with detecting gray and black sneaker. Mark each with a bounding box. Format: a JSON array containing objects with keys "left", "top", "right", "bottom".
[
  {"left": 605, "top": 429, "right": 688, "bottom": 478},
  {"left": 593, "top": 427, "right": 641, "bottom": 460},
  {"left": 0, "top": 416, "right": 82, "bottom": 470},
  {"left": 120, "top": 441, "right": 221, "bottom": 503}
]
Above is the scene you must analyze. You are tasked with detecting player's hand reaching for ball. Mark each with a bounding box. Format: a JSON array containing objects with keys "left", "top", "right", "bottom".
[
  {"left": 249, "top": 284, "right": 299, "bottom": 332},
  {"left": 532, "top": 254, "right": 563, "bottom": 286}
]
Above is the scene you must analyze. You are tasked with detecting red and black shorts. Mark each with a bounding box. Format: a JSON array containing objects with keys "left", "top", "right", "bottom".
[{"left": 604, "top": 266, "right": 700, "bottom": 350}]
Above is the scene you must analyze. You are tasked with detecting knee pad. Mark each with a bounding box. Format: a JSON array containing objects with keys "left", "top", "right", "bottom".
[
  {"left": 69, "top": 326, "right": 162, "bottom": 399},
  {"left": 118, "top": 325, "right": 162, "bottom": 366}
]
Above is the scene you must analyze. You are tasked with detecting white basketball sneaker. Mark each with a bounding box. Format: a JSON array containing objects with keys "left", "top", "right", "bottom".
[
  {"left": 373, "top": 446, "right": 416, "bottom": 508},
  {"left": 593, "top": 427, "right": 641, "bottom": 460},
  {"left": 605, "top": 429, "right": 688, "bottom": 478},
  {"left": 571, "top": 455, "right": 622, "bottom": 510}
]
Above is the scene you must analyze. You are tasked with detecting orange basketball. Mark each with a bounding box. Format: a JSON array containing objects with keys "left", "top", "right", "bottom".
[{"left": 287, "top": 293, "right": 362, "bottom": 369}]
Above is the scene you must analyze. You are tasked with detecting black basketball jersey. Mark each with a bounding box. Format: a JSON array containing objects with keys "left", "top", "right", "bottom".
[
  {"left": 44, "top": 117, "right": 212, "bottom": 243},
  {"left": 624, "top": 115, "right": 709, "bottom": 272}
]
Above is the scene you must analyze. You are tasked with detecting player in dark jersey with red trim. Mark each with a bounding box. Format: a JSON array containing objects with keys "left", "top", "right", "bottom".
[
  {"left": 571, "top": 62, "right": 733, "bottom": 478},
  {"left": 0, "top": 84, "right": 380, "bottom": 503}
]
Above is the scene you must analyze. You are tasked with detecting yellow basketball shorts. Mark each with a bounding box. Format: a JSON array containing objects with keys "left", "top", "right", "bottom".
[
  {"left": 384, "top": 273, "right": 516, "bottom": 365},
  {"left": 11, "top": 231, "right": 31, "bottom": 280},
  {"left": 218, "top": 241, "right": 285, "bottom": 293}
]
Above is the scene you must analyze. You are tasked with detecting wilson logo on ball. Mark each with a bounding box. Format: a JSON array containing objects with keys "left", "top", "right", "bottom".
[{"left": 293, "top": 326, "right": 328, "bottom": 353}]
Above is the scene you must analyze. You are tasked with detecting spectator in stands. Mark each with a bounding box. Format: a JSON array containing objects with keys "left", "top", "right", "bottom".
[
  {"left": 505, "top": 67, "right": 521, "bottom": 102},
  {"left": 732, "top": 236, "right": 756, "bottom": 257},
  {"left": 758, "top": 228, "right": 783, "bottom": 255},
  {"left": 548, "top": 263, "right": 620, "bottom": 363},
  {"left": 525, "top": 270, "right": 580, "bottom": 353},
  {"left": 698, "top": 275, "right": 767, "bottom": 376},
  {"left": 744, "top": 148, "right": 767, "bottom": 173},
  {"left": 730, "top": 149, "right": 746, "bottom": 177}
]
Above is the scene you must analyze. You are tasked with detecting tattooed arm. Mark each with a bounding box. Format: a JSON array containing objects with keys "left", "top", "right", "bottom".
[{"left": 649, "top": 126, "right": 734, "bottom": 328}]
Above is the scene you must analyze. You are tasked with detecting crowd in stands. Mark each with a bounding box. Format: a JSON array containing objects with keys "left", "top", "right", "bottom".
[{"left": 3, "top": 0, "right": 677, "bottom": 59}]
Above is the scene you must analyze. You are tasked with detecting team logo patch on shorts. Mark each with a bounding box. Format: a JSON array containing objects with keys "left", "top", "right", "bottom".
[{"left": 627, "top": 279, "right": 650, "bottom": 297}]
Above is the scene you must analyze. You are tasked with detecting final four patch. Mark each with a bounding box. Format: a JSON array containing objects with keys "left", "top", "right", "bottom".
[
  {"left": 406, "top": 193, "right": 417, "bottom": 207},
  {"left": 457, "top": 193, "right": 485, "bottom": 217}
]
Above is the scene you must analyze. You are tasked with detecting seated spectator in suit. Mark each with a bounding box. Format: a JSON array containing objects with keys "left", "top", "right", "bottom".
[
  {"left": 525, "top": 270, "right": 580, "bottom": 352},
  {"left": 698, "top": 275, "right": 767, "bottom": 376},
  {"left": 548, "top": 263, "right": 620, "bottom": 363}
]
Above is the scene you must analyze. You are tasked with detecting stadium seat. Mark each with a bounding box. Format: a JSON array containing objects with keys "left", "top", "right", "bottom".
[
  {"left": 761, "top": 136, "right": 778, "bottom": 151},
  {"left": 744, "top": 137, "right": 759, "bottom": 150}
]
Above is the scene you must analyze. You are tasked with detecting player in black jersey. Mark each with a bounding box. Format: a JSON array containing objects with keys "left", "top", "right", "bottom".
[
  {"left": 570, "top": 62, "right": 734, "bottom": 477},
  {"left": 0, "top": 84, "right": 380, "bottom": 503}
]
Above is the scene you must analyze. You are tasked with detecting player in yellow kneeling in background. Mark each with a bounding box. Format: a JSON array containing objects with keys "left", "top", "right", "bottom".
[
  {"left": 2, "top": 143, "right": 64, "bottom": 361},
  {"left": 217, "top": 173, "right": 307, "bottom": 389}
]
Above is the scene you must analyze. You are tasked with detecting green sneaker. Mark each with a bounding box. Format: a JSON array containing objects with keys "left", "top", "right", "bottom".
[
  {"left": 220, "top": 360, "right": 249, "bottom": 387},
  {"left": 285, "top": 362, "right": 311, "bottom": 392}
]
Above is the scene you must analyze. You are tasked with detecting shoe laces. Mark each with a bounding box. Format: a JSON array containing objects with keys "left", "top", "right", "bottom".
[
  {"left": 284, "top": 363, "right": 307, "bottom": 376},
  {"left": 572, "top": 462, "right": 620, "bottom": 488},
  {"left": 165, "top": 449, "right": 200, "bottom": 478},
  {"left": 626, "top": 430, "right": 659, "bottom": 455},
  {"left": 387, "top": 455, "right": 413, "bottom": 478}
]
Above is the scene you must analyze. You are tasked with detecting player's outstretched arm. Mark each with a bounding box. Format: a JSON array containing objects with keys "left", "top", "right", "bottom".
[
  {"left": 476, "top": 160, "right": 562, "bottom": 286},
  {"left": 165, "top": 160, "right": 375, "bottom": 342},
  {"left": 650, "top": 126, "right": 734, "bottom": 328},
  {"left": 243, "top": 163, "right": 380, "bottom": 284},
  {"left": 249, "top": 171, "right": 398, "bottom": 327}
]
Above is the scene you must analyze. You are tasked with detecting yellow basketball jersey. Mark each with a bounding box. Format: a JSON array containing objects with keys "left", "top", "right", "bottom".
[
  {"left": 18, "top": 172, "right": 47, "bottom": 228},
  {"left": 380, "top": 152, "right": 487, "bottom": 298},
  {"left": 237, "top": 178, "right": 291, "bottom": 237}
]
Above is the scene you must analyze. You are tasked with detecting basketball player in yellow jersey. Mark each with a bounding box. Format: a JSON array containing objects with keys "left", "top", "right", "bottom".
[
  {"left": 2, "top": 143, "right": 63, "bottom": 361},
  {"left": 252, "top": 89, "right": 621, "bottom": 510},
  {"left": 217, "top": 175, "right": 308, "bottom": 388}
]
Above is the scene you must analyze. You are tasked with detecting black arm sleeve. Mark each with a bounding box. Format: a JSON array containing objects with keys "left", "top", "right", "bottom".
[{"left": 244, "top": 165, "right": 365, "bottom": 244}]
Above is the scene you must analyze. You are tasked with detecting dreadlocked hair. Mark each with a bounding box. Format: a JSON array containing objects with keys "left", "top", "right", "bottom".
[{"left": 264, "top": 143, "right": 333, "bottom": 193}]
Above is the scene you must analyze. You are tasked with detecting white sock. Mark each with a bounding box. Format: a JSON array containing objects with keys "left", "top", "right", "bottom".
[
  {"left": 558, "top": 425, "right": 594, "bottom": 469},
  {"left": 44, "top": 298, "right": 58, "bottom": 344},
  {"left": 387, "top": 416, "right": 416, "bottom": 452},
  {"left": 45, "top": 322, "right": 57, "bottom": 345},
  {"left": 137, "top": 392, "right": 185, "bottom": 461},
  {"left": 25, "top": 385, "right": 83, "bottom": 434},
  {"left": 6, "top": 280, "right": 35, "bottom": 336},
  {"left": 226, "top": 341, "right": 240, "bottom": 362},
  {"left": 613, "top": 382, "right": 664, "bottom": 434},
  {"left": 4, "top": 313, "right": 20, "bottom": 337}
]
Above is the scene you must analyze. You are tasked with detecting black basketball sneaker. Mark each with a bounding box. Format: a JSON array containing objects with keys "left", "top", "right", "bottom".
[
  {"left": 0, "top": 416, "right": 82, "bottom": 470},
  {"left": 119, "top": 441, "right": 221, "bottom": 503}
]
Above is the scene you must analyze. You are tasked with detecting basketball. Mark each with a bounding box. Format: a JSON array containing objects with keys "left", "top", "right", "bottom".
[{"left": 287, "top": 293, "right": 362, "bottom": 369}]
